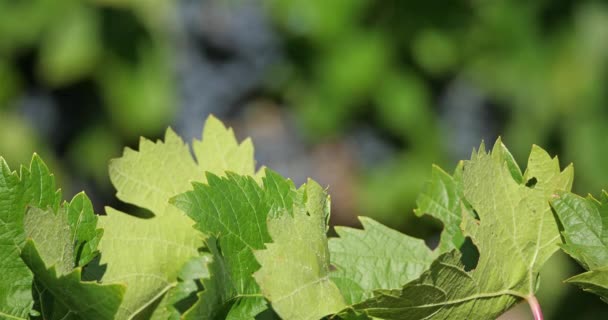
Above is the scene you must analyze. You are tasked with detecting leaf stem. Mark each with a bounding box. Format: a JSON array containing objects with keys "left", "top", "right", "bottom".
[{"left": 526, "top": 295, "right": 543, "bottom": 320}]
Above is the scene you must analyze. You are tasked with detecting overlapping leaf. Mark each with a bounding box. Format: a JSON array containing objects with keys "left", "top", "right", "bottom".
[
  {"left": 0, "top": 155, "right": 60, "bottom": 319},
  {"left": 254, "top": 177, "right": 346, "bottom": 320},
  {"left": 552, "top": 191, "right": 608, "bottom": 302},
  {"left": 2, "top": 116, "right": 597, "bottom": 320},
  {"left": 341, "top": 140, "right": 573, "bottom": 319},
  {"left": 414, "top": 163, "right": 467, "bottom": 253},
  {"left": 22, "top": 239, "right": 124, "bottom": 320},
  {"left": 147, "top": 254, "right": 212, "bottom": 320},
  {"left": 327, "top": 164, "right": 463, "bottom": 308},
  {"left": 173, "top": 170, "right": 299, "bottom": 319},
  {"left": 329, "top": 217, "right": 435, "bottom": 306},
  {"left": 21, "top": 201, "right": 123, "bottom": 319},
  {"left": 327, "top": 147, "right": 505, "bottom": 308},
  {"left": 0, "top": 155, "right": 123, "bottom": 319},
  {"left": 95, "top": 116, "right": 258, "bottom": 319},
  {"left": 329, "top": 143, "right": 525, "bottom": 308},
  {"left": 414, "top": 141, "right": 522, "bottom": 254}
]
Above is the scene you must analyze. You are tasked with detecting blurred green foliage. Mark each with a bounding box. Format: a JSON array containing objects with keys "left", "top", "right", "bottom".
[
  {"left": 0, "top": 112, "right": 46, "bottom": 168},
  {"left": 0, "top": 0, "right": 175, "bottom": 187}
]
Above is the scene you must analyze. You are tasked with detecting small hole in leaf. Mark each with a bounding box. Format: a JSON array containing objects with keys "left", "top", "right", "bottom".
[
  {"left": 460, "top": 237, "right": 480, "bottom": 271},
  {"left": 472, "top": 209, "right": 480, "bottom": 220},
  {"left": 525, "top": 177, "right": 538, "bottom": 188}
]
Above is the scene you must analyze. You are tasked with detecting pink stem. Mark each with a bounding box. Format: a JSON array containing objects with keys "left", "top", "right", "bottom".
[{"left": 526, "top": 295, "right": 543, "bottom": 320}]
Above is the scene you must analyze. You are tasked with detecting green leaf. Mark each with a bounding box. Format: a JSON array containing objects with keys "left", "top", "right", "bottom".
[
  {"left": 67, "top": 193, "right": 103, "bottom": 268},
  {"left": 24, "top": 206, "right": 75, "bottom": 277},
  {"left": 193, "top": 115, "right": 257, "bottom": 180},
  {"left": 414, "top": 163, "right": 466, "bottom": 253},
  {"left": 565, "top": 267, "right": 608, "bottom": 303},
  {"left": 345, "top": 140, "right": 573, "bottom": 319},
  {"left": 24, "top": 193, "right": 102, "bottom": 275},
  {"left": 329, "top": 217, "right": 435, "bottom": 305},
  {"left": 0, "top": 155, "right": 122, "bottom": 319},
  {"left": 23, "top": 245, "right": 123, "bottom": 320},
  {"left": 171, "top": 172, "right": 273, "bottom": 319},
  {"left": 254, "top": 178, "right": 346, "bottom": 320},
  {"left": 95, "top": 116, "right": 258, "bottom": 319},
  {"left": 551, "top": 191, "right": 608, "bottom": 302},
  {"left": 551, "top": 191, "right": 608, "bottom": 270},
  {"left": 0, "top": 155, "right": 62, "bottom": 319},
  {"left": 342, "top": 251, "right": 477, "bottom": 319},
  {"left": 148, "top": 255, "right": 212, "bottom": 320},
  {"left": 331, "top": 140, "right": 522, "bottom": 308},
  {"left": 414, "top": 139, "right": 522, "bottom": 254},
  {"left": 22, "top": 235, "right": 124, "bottom": 320}
]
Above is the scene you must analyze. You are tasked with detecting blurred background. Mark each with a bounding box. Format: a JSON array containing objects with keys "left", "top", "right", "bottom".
[{"left": 1, "top": 0, "right": 607, "bottom": 318}]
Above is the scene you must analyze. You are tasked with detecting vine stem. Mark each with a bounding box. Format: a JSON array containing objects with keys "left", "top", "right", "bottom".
[{"left": 526, "top": 295, "right": 543, "bottom": 320}]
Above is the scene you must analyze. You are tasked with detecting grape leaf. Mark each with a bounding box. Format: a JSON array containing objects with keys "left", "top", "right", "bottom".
[
  {"left": 66, "top": 192, "right": 104, "bottom": 267},
  {"left": 415, "top": 140, "right": 522, "bottom": 253},
  {"left": 565, "top": 267, "right": 608, "bottom": 304},
  {"left": 22, "top": 240, "right": 123, "bottom": 320},
  {"left": 552, "top": 192, "right": 608, "bottom": 271},
  {"left": 25, "top": 206, "right": 78, "bottom": 312},
  {"left": 254, "top": 177, "right": 346, "bottom": 320},
  {"left": 551, "top": 191, "right": 608, "bottom": 302},
  {"left": 21, "top": 198, "right": 124, "bottom": 319},
  {"left": 328, "top": 142, "right": 522, "bottom": 307},
  {"left": 24, "top": 193, "right": 102, "bottom": 276},
  {"left": 171, "top": 171, "right": 275, "bottom": 319},
  {"left": 329, "top": 139, "right": 517, "bottom": 309},
  {"left": 414, "top": 163, "right": 466, "bottom": 253},
  {"left": 328, "top": 162, "right": 467, "bottom": 308},
  {"left": 95, "top": 115, "right": 258, "bottom": 319},
  {"left": 327, "top": 165, "right": 455, "bottom": 308},
  {"left": 0, "top": 155, "right": 62, "bottom": 319},
  {"left": 0, "top": 155, "right": 123, "bottom": 319},
  {"left": 147, "top": 255, "right": 212, "bottom": 320},
  {"left": 329, "top": 217, "right": 435, "bottom": 305},
  {"left": 343, "top": 140, "right": 573, "bottom": 319},
  {"left": 192, "top": 115, "right": 257, "bottom": 180}
]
